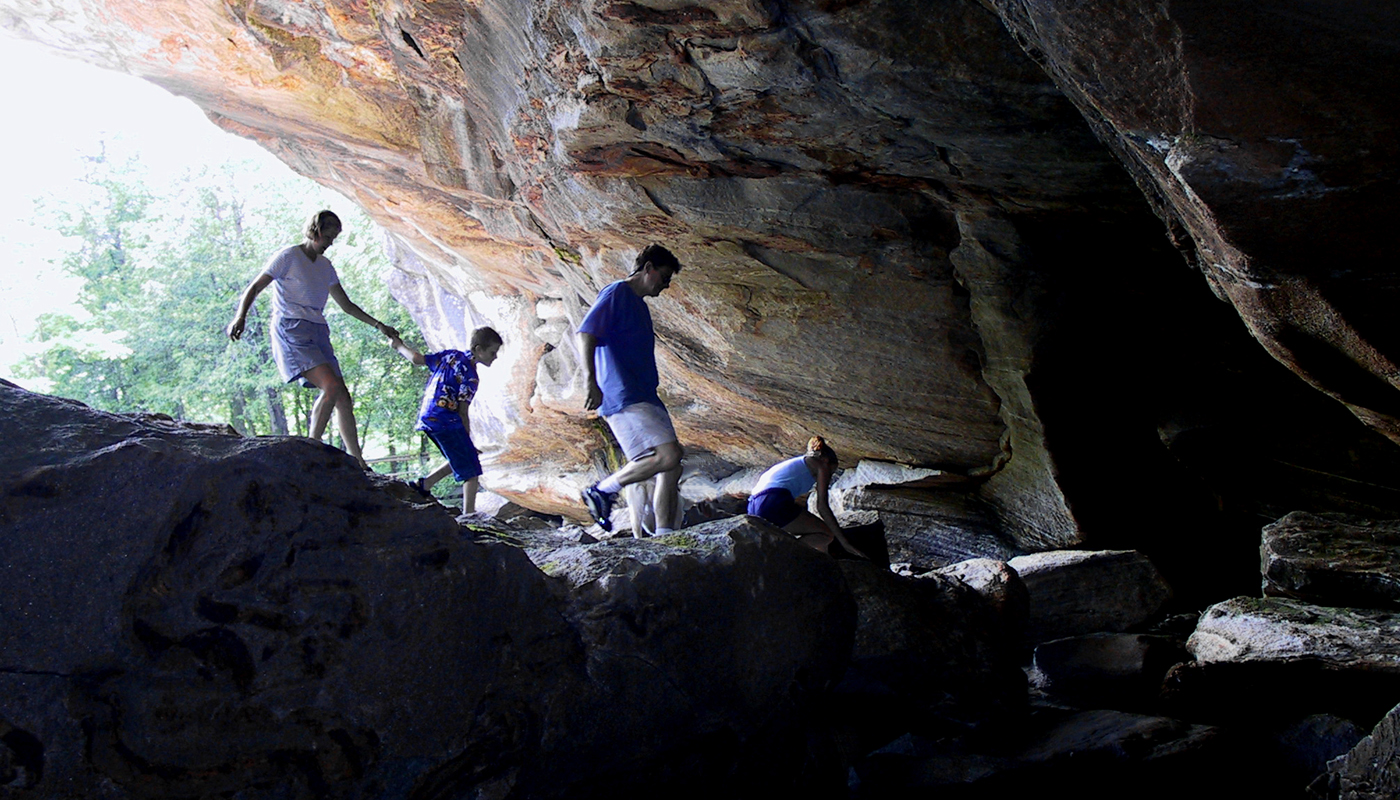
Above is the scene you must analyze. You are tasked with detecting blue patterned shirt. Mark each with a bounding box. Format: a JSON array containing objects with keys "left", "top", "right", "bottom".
[{"left": 416, "top": 350, "right": 478, "bottom": 432}]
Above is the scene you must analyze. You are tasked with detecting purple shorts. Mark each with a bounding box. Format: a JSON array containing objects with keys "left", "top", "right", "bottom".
[
  {"left": 423, "top": 424, "right": 483, "bottom": 482},
  {"left": 747, "top": 488, "right": 801, "bottom": 528},
  {"left": 271, "top": 317, "right": 341, "bottom": 388}
]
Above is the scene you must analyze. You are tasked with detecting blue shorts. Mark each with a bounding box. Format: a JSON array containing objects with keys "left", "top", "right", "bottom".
[
  {"left": 271, "top": 318, "right": 341, "bottom": 388},
  {"left": 747, "top": 488, "right": 801, "bottom": 528},
  {"left": 423, "top": 424, "right": 482, "bottom": 482}
]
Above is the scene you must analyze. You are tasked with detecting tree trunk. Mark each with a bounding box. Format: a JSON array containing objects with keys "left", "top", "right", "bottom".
[
  {"left": 293, "top": 390, "right": 308, "bottom": 437},
  {"left": 265, "top": 387, "right": 288, "bottom": 436},
  {"left": 229, "top": 391, "right": 247, "bottom": 435}
]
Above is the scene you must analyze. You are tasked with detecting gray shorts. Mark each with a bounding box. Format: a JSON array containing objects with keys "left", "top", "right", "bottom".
[
  {"left": 271, "top": 318, "right": 341, "bottom": 387},
  {"left": 604, "top": 401, "right": 678, "bottom": 461}
]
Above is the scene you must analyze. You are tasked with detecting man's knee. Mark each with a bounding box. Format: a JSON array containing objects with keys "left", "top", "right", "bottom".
[{"left": 653, "top": 441, "right": 683, "bottom": 473}]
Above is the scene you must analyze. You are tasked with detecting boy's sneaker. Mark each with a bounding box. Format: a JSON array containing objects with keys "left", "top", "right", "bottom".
[{"left": 581, "top": 484, "right": 615, "bottom": 532}]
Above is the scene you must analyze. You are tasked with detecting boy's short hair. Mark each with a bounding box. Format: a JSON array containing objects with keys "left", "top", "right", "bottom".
[
  {"left": 304, "top": 210, "right": 342, "bottom": 239},
  {"left": 630, "top": 244, "right": 681, "bottom": 276},
  {"left": 471, "top": 327, "right": 503, "bottom": 350}
]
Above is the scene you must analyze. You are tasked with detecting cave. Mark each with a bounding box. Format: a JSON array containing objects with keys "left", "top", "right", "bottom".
[{"left": 3, "top": 0, "right": 1400, "bottom": 797}]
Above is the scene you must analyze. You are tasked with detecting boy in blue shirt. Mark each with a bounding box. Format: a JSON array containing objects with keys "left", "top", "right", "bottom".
[{"left": 389, "top": 326, "right": 503, "bottom": 514}]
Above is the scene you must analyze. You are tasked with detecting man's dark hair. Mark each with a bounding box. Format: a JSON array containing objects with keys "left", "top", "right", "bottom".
[{"left": 630, "top": 244, "right": 681, "bottom": 276}]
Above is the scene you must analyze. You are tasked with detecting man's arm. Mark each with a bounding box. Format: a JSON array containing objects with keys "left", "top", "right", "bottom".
[
  {"left": 578, "top": 331, "right": 602, "bottom": 411},
  {"left": 329, "top": 283, "right": 399, "bottom": 339},
  {"left": 227, "top": 273, "right": 273, "bottom": 340}
]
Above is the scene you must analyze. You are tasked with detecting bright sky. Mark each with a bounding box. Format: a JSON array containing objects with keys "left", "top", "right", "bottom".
[{"left": 0, "top": 33, "right": 314, "bottom": 380}]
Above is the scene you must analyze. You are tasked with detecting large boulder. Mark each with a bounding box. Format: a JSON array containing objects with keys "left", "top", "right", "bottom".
[
  {"left": 0, "top": 382, "right": 855, "bottom": 798},
  {"left": 932, "top": 557, "right": 1029, "bottom": 643},
  {"left": 1165, "top": 597, "right": 1400, "bottom": 726},
  {"left": 1007, "top": 550, "right": 1173, "bottom": 644},
  {"left": 835, "top": 562, "right": 1026, "bottom": 730},
  {"left": 833, "top": 483, "right": 1020, "bottom": 571},
  {"left": 1188, "top": 597, "right": 1400, "bottom": 672},
  {"left": 1262, "top": 511, "right": 1400, "bottom": 608}
]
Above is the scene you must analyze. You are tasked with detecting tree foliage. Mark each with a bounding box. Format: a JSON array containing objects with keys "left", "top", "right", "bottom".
[{"left": 20, "top": 146, "right": 425, "bottom": 465}]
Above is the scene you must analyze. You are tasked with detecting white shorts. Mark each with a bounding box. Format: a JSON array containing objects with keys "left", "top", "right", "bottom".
[{"left": 604, "top": 402, "right": 678, "bottom": 461}]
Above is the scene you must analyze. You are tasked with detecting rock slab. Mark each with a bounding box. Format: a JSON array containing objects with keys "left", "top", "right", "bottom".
[
  {"left": 1262, "top": 511, "right": 1400, "bottom": 609},
  {"left": 1188, "top": 597, "right": 1400, "bottom": 671},
  {"left": 1007, "top": 550, "right": 1172, "bottom": 643}
]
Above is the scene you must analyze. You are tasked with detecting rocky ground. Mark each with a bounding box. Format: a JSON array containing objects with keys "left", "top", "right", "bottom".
[{"left": 6, "top": 379, "right": 1400, "bottom": 799}]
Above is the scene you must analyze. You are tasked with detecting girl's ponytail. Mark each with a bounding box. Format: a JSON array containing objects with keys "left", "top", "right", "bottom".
[{"left": 807, "top": 436, "right": 837, "bottom": 468}]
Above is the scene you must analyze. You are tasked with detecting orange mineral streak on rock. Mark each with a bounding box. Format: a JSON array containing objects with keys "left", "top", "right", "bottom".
[{"left": 155, "top": 34, "right": 190, "bottom": 64}]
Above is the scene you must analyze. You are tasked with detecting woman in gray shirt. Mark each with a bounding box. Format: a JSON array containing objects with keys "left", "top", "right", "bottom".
[{"left": 226, "top": 210, "right": 397, "bottom": 467}]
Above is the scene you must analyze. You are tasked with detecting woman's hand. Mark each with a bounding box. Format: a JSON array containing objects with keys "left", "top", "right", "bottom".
[{"left": 226, "top": 316, "right": 246, "bottom": 341}]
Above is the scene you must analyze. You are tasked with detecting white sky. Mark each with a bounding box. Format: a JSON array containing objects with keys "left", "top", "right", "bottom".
[{"left": 0, "top": 33, "right": 303, "bottom": 379}]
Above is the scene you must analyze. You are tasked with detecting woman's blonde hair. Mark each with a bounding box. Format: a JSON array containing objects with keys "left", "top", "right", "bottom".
[{"left": 807, "top": 436, "right": 837, "bottom": 467}]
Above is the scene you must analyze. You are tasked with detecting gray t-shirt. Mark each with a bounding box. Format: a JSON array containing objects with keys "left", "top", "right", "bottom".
[{"left": 263, "top": 245, "right": 340, "bottom": 324}]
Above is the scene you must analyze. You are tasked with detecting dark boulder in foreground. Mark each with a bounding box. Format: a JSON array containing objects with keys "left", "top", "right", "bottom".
[
  {"left": 834, "top": 562, "right": 1027, "bottom": 737},
  {"left": 0, "top": 382, "right": 854, "bottom": 798}
]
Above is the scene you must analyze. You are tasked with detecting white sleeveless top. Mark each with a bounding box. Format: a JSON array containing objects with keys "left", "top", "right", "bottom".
[{"left": 753, "top": 455, "right": 817, "bottom": 497}]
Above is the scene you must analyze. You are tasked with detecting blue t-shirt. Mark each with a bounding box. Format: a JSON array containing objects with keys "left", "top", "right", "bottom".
[
  {"left": 578, "top": 280, "right": 661, "bottom": 416},
  {"left": 416, "top": 349, "right": 479, "bottom": 433}
]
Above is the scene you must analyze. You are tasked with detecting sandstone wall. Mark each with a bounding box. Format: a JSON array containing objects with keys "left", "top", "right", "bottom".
[{"left": 3, "top": 0, "right": 1398, "bottom": 554}]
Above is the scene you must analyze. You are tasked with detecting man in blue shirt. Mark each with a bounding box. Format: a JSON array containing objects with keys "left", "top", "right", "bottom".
[{"left": 577, "top": 244, "right": 684, "bottom": 533}]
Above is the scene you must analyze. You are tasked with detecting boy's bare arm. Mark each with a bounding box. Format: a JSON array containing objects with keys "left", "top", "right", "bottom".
[{"left": 388, "top": 335, "right": 426, "bottom": 366}]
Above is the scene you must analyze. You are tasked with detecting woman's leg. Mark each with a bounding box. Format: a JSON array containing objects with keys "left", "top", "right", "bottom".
[
  {"left": 783, "top": 509, "right": 835, "bottom": 553},
  {"left": 301, "top": 363, "right": 363, "bottom": 466}
]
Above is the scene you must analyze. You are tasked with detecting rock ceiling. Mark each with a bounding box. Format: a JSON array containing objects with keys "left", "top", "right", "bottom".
[{"left": 3, "top": 0, "right": 1398, "bottom": 553}]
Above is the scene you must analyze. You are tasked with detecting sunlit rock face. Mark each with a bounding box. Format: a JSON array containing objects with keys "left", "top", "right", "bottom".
[{"left": 4, "top": 0, "right": 1399, "bottom": 558}]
